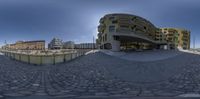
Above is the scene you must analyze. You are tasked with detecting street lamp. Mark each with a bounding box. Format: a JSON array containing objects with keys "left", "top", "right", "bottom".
[{"left": 193, "top": 35, "right": 195, "bottom": 51}]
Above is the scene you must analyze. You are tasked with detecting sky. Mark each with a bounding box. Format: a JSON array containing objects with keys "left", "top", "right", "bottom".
[{"left": 0, "top": 0, "right": 199, "bottom": 48}]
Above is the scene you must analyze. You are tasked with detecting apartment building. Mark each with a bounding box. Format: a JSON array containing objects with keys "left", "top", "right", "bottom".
[
  {"left": 97, "top": 13, "right": 190, "bottom": 51},
  {"left": 161, "top": 28, "right": 190, "bottom": 49},
  {"left": 2, "top": 40, "right": 45, "bottom": 50}
]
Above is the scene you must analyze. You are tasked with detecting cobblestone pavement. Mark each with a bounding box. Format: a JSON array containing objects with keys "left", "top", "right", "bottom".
[{"left": 0, "top": 52, "right": 200, "bottom": 99}]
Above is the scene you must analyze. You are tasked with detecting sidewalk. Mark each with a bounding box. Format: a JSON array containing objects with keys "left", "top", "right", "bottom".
[{"left": 100, "top": 49, "right": 182, "bottom": 62}]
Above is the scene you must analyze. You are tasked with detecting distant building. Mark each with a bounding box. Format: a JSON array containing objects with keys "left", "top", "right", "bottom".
[
  {"left": 75, "top": 43, "right": 97, "bottom": 49},
  {"left": 63, "top": 41, "right": 75, "bottom": 49},
  {"left": 160, "top": 28, "right": 190, "bottom": 50},
  {"left": 2, "top": 40, "right": 45, "bottom": 50},
  {"left": 48, "top": 38, "right": 63, "bottom": 49}
]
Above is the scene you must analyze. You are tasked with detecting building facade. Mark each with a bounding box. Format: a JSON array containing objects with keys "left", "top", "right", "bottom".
[
  {"left": 97, "top": 13, "right": 166, "bottom": 51},
  {"left": 48, "top": 38, "right": 63, "bottom": 49},
  {"left": 161, "top": 28, "right": 190, "bottom": 49},
  {"left": 97, "top": 13, "right": 190, "bottom": 51},
  {"left": 75, "top": 43, "right": 97, "bottom": 49},
  {"left": 63, "top": 41, "right": 75, "bottom": 49},
  {"left": 2, "top": 40, "right": 45, "bottom": 50}
]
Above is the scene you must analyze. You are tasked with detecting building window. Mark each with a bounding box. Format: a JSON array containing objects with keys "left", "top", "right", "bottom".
[
  {"left": 120, "top": 25, "right": 129, "bottom": 28},
  {"left": 109, "top": 26, "right": 115, "bottom": 32},
  {"left": 102, "top": 29, "right": 105, "bottom": 33},
  {"left": 131, "top": 27, "right": 134, "bottom": 30},
  {"left": 112, "top": 20, "right": 118, "bottom": 24},
  {"left": 109, "top": 17, "right": 115, "bottom": 20},
  {"left": 132, "top": 17, "right": 137, "bottom": 21},
  {"left": 144, "top": 26, "right": 147, "bottom": 30},
  {"left": 113, "top": 36, "right": 119, "bottom": 40},
  {"left": 131, "top": 25, "right": 137, "bottom": 31}
]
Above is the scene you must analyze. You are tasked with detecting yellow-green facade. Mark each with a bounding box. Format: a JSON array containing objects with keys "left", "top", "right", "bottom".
[
  {"left": 97, "top": 13, "right": 190, "bottom": 51},
  {"left": 161, "top": 28, "right": 190, "bottom": 50}
]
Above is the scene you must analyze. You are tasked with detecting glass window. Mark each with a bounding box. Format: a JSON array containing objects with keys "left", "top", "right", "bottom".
[
  {"left": 132, "top": 17, "right": 137, "bottom": 21},
  {"left": 109, "top": 17, "right": 115, "bottom": 20},
  {"left": 120, "top": 25, "right": 129, "bottom": 28},
  {"left": 113, "top": 36, "right": 119, "bottom": 40},
  {"left": 131, "top": 27, "right": 134, "bottom": 30},
  {"left": 109, "top": 26, "right": 115, "bottom": 32},
  {"left": 112, "top": 20, "right": 118, "bottom": 24}
]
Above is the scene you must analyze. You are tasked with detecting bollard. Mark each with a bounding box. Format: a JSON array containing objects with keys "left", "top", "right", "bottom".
[{"left": 53, "top": 54, "right": 55, "bottom": 65}]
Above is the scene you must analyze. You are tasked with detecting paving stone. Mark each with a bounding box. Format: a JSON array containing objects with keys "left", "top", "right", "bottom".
[
  {"left": 0, "top": 95, "right": 4, "bottom": 98},
  {"left": 0, "top": 51, "right": 200, "bottom": 98},
  {"left": 4, "top": 93, "right": 25, "bottom": 97},
  {"left": 95, "top": 92, "right": 109, "bottom": 96},
  {"left": 18, "top": 91, "right": 33, "bottom": 96}
]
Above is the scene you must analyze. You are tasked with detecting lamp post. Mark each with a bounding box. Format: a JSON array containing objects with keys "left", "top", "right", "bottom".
[
  {"left": 193, "top": 36, "right": 195, "bottom": 50},
  {"left": 93, "top": 36, "right": 95, "bottom": 53}
]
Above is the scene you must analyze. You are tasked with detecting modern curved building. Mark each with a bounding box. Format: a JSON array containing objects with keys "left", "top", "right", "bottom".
[
  {"left": 161, "top": 28, "right": 190, "bottom": 50},
  {"left": 97, "top": 13, "right": 166, "bottom": 51},
  {"left": 97, "top": 13, "right": 190, "bottom": 51}
]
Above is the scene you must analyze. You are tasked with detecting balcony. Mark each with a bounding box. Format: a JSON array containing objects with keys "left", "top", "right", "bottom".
[
  {"left": 118, "top": 19, "right": 130, "bottom": 25},
  {"left": 99, "top": 17, "right": 105, "bottom": 23},
  {"left": 98, "top": 24, "right": 106, "bottom": 33},
  {"left": 183, "top": 35, "right": 189, "bottom": 38},
  {"left": 182, "top": 38, "right": 189, "bottom": 41},
  {"left": 155, "top": 36, "right": 161, "bottom": 38},
  {"left": 168, "top": 29, "right": 177, "bottom": 32},
  {"left": 118, "top": 16, "right": 129, "bottom": 20},
  {"left": 97, "top": 33, "right": 102, "bottom": 37},
  {"left": 116, "top": 27, "right": 131, "bottom": 33}
]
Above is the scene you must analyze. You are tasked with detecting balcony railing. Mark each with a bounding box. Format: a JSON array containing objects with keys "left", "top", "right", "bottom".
[{"left": 116, "top": 28, "right": 131, "bottom": 33}]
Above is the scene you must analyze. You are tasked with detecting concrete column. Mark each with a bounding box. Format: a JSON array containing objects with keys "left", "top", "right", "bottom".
[
  {"left": 40, "top": 56, "right": 42, "bottom": 65},
  {"left": 111, "top": 40, "right": 120, "bottom": 51},
  {"left": 19, "top": 54, "right": 21, "bottom": 61},
  {"left": 64, "top": 54, "right": 66, "bottom": 62},
  {"left": 53, "top": 54, "right": 55, "bottom": 65},
  {"left": 28, "top": 55, "right": 30, "bottom": 64},
  {"left": 164, "top": 45, "right": 168, "bottom": 50}
]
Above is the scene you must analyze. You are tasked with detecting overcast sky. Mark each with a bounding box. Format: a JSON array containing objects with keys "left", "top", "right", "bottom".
[{"left": 0, "top": 0, "right": 199, "bottom": 48}]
